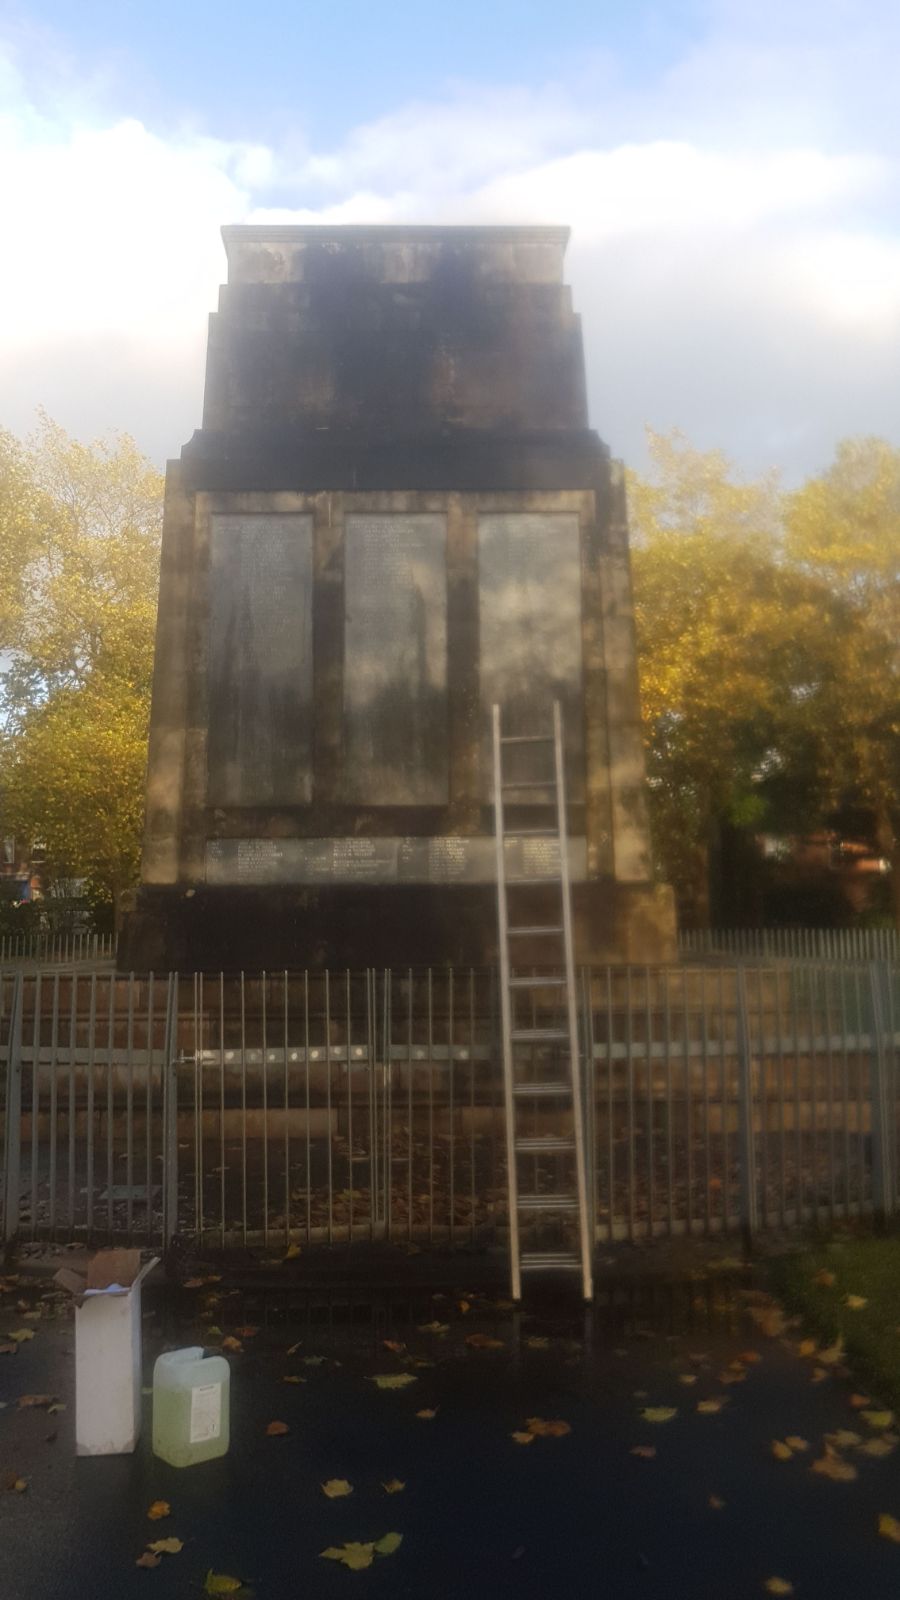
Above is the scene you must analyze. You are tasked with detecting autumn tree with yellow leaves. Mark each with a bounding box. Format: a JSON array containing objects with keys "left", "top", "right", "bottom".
[{"left": 0, "top": 416, "right": 162, "bottom": 919}]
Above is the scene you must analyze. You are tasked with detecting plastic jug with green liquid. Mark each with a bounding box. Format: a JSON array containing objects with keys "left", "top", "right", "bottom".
[{"left": 152, "top": 1347, "right": 230, "bottom": 1466}]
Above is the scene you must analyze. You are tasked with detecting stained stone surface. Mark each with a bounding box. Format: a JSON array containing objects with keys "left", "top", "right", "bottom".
[
  {"left": 343, "top": 514, "right": 448, "bottom": 804},
  {"left": 207, "top": 514, "right": 313, "bottom": 805},
  {"left": 206, "top": 835, "right": 587, "bottom": 885},
  {"left": 478, "top": 511, "right": 584, "bottom": 800}
]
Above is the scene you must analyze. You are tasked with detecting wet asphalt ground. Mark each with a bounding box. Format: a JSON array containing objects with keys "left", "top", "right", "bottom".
[{"left": 3, "top": 1253, "right": 900, "bottom": 1599}]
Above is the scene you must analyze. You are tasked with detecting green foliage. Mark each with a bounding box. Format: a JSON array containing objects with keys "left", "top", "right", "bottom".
[{"left": 0, "top": 416, "right": 162, "bottom": 909}]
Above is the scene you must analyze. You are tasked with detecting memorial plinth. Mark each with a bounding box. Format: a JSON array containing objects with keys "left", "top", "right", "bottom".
[{"left": 120, "top": 224, "right": 675, "bottom": 971}]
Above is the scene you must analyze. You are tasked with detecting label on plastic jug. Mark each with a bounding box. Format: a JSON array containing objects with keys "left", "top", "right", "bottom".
[{"left": 190, "top": 1382, "right": 222, "bottom": 1443}]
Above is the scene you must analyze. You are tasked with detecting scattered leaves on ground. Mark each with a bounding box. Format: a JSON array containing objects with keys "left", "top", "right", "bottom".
[
  {"left": 416, "top": 1408, "right": 437, "bottom": 1420},
  {"left": 382, "top": 1341, "right": 405, "bottom": 1356},
  {"left": 146, "top": 1538, "right": 184, "bottom": 1555},
  {"left": 2, "top": 1471, "right": 27, "bottom": 1493},
  {"left": 813, "top": 1268, "right": 836, "bottom": 1287},
  {"left": 850, "top": 1394, "right": 871, "bottom": 1408},
  {"left": 738, "top": 1351, "right": 763, "bottom": 1364},
  {"left": 784, "top": 1437, "right": 809, "bottom": 1452},
  {"left": 526, "top": 1337, "right": 549, "bottom": 1350},
  {"left": 266, "top": 1420, "right": 289, "bottom": 1436},
  {"left": 285, "top": 1341, "right": 302, "bottom": 1356},
  {"left": 719, "top": 1369, "right": 748, "bottom": 1385},
  {"left": 811, "top": 1447, "right": 858, "bottom": 1482},
  {"left": 417, "top": 1322, "right": 449, "bottom": 1335},
  {"left": 630, "top": 1446, "right": 656, "bottom": 1459},
  {"left": 0, "top": 1343, "right": 18, "bottom": 1356},
  {"left": 844, "top": 1294, "right": 868, "bottom": 1310},
  {"left": 147, "top": 1501, "right": 170, "bottom": 1521},
  {"left": 369, "top": 1373, "right": 417, "bottom": 1390},
  {"left": 879, "top": 1514, "right": 900, "bottom": 1543},
  {"left": 797, "top": 1338, "right": 817, "bottom": 1358},
  {"left": 818, "top": 1340, "right": 844, "bottom": 1366},
  {"left": 303, "top": 1356, "right": 326, "bottom": 1367},
  {"left": 221, "top": 1337, "right": 243, "bottom": 1353},
  {"left": 748, "top": 1304, "right": 787, "bottom": 1338},
  {"left": 826, "top": 1430, "right": 861, "bottom": 1449},
  {"left": 764, "top": 1579, "right": 794, "bottom": 1595},
  {"left": 135, "top": 1551, "right": 162, "bottom": 1569},
  {"left": 697, "top": 1398, "right": 727, "bottom": 1415},
  {"left": 678, "top": 1374, "right": 698, "bottom": 1386},
  {"left": 465, "top": 1334, "right": 505, "bottom": 1351},
  {"left": 863, "top": 1410, "right": 895, "bottom": 1430},
  {"left": 382, "top": 1479, "right": 405, "bottom": 1494},
  {"left": 322, "top": 1479, "right": 353, "bottom": 1498},
  {"left": 321, "top": 1534, "right": 402, "bottom": 1571},
  {"left": 283, "top": 1244, "right": 301, "bottom": 1261},
  {"left": 640, "top": 1408, "right": 677, "bottom": 1424},
  {"left": 525, "top": 1417, "right": 571, "bottom": 1438},
  {"left": 204, "top": 1573, "right": 244, "bottom": 1594},
  {"left": 858, "top": 1435, "right": 898, "bottom": 1458},
  {"left": 511, "top": 1431, "right": 535, "bottom": 1446},
  {"left": 771, "top": 1441, "right": 794, "bottom": 1461},
  {"left": 7, "top": 1330, "right": 35, "bottom": 1343},
  {"left": 282, "top": 1375, "right": 305, "bottom": 1384}
]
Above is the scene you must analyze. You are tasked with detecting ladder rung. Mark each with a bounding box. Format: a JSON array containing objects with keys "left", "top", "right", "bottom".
[
  {"left": 505, "top": 876, "right": 562, "bottom": 886},
  {"left": 518, "top": 1194, "right": 578, "bottom": 1211},
  {"left": 520, "top": 1252, "right": 582, "bottom": 1271},
  {"left": 500, "top": 734, "right": 554, "bottom": 746},
  {"left": 511, "top": 1027, "right": 568, "bottom": 1042},
  {"left": 512, "top": 1082, "right": 571, "bottom": 1098},
  {"left": 504, "top": 828, "right": 558, "bottom": 838},
  {"left": 501, "top": 780, "right": 555, "bottom": 791},
  {"left": 508, "top": 975, "right": 566, "bottom": 988},
  {"left": 507, "top": 925, "right": 563, "bottom": 938},
  {"left": 515, "top": 1135, "right": 575, "bottom": 1154}
]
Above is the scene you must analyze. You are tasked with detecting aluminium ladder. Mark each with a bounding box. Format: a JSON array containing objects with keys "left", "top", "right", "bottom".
[{"left": 492, "top": 701, "right": 593, "bottom": 1301}]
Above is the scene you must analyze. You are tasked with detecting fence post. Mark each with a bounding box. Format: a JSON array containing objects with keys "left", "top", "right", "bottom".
[
  {"left": 735, "top": 965, "right": 758, "bottom": 1243},
  {"left": 3, "top": 974, "right": 25, "bottom": 1246},
  {"left": 868, "top": 962, "right": 894, "bottom": 1220},
  {"left": 161, "top": 973, "right": 180, "bottom": 1248}
]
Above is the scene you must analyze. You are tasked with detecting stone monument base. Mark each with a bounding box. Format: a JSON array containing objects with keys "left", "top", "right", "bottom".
[{"left": 118, "top": 881, "right": 676, "bottom": 973}]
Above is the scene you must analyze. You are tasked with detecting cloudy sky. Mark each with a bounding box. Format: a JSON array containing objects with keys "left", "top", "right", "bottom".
[{"left": 1, "top": 0, "right": 898, "bottom": 479}]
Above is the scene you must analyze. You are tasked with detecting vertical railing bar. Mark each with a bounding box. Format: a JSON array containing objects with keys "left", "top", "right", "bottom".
[
  {"left": 644, "top": 966, "right": 654, "bottom": 1238},
  {"left": 427, "top": 968, "right": 434, "bottom": 1245},
  {"left": 85, "top": 973, "right": 97, "bottom": 1241},
  {"left": 261, "top": 970, "right": 269, "bottom": 1249},
  {"left": 735, "top": 965, "right": 758, "bottom": 1240},
  {"left": 67, "top": 974, "right": 77, "bottom": 1233},
  {"left": 626, "top": 966, "right": 635, "bottom": 1241},
  {"left": 2, "top": 974, "right": 24, "bottom": 1245},
  {"left": 304, "top": 971, "right": 311, "bottom": 1243},
  {"left": 606, "top": 966, "right": 615, "bottom": 1243},
  {"left": 240, "top": 971, "right": 248, "bottom": 1246},
  {"left": 325, "top": 969, "right": 333, "bottom": 1246},
  {"left": 125, "top": 973, "right": 135, "bottom": 1241},
  {"left": 29, "top": 973, "right": 42, "bottom": 1241},
  {"left": 774, "top": 966, "right": 786, "bottom": 1229},
  {"left": 48, "top": 974, "right": 60, "bottom": 1239},
  {"left": 755, "top": 965, "right": 768, "bottom": 1230},
  {"left": 106, "top": 973, "right": 115, "bottom": 1239},
  {"left": 284, "top": 970, "right": 290, "bottom": 1247},
  {"left": 368, "top": 968, "right": 376, "bottom": 1241},
  {"left": 823, "top": 964, "right": 836, "bottom": 1222},
  {"left": 469, "top": 968, "right": 476, "bottom": 1245},
  {"left": 838, "top": 964, "right": 851, "bottom": 1216},
  {"left": 699, "top": 965, "right": 711, "bottom": 1237},
  {"left": 145, "top": 975, "right": 155, "bottom": 1242},
  {"left": 407, "top": 968, "right": 413, "bottom": 1243},
  {"left": 193, "top": 973, "right": 201, "bottom": 1241},
  {"left": 219, "top": 973, "right": 226, "bottom": 1248},
  {"left": 663, "top": 966, "right": 673, "bottom": 1235},
  {"left": 582, "top": 967, "right": 597, "bottom": 1243},
  {"left": 682, "top": 966, "right": 693, "bottom": 1236},
  {"left": 345, "top": 968, "right": 353, "bottom": 1244},
  {"left": 854, "top": 966, "right": 866, "bottom": 1210},
  {"left": 717, "top": 966, "right": 728, "bottom": 1233},
  {"left": 807, "top": 965, "right": 819, "bottom": 1226},
  {"left": 448, "top": 966, "right": 455, "bottom": 1248}
]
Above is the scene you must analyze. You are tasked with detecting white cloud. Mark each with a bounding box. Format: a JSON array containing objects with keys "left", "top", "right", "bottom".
[{"left": 0, "top": 18, "right": 898, "bottom": 479}]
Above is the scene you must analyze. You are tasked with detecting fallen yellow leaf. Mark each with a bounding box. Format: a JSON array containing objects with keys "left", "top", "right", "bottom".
[
  {"left": 784, "top": 1437, "right": 809, "bottom": 1452},
  {"left": 818, "top": 1340, "right": 844, "bottom": 1366},
  {"left": 797, "top": 1338, "right": 817, "bottom": 1358},
  {"left": 382, "top": 1479, "right": 406, "bottom": 1493},
  {"left": 266, "top": 1420, "right": 290, "bottom": 1436},
  {"left": 146, "top": 1538, "right": 184, "bottom": 1555},
  {"left": 764, "top": 1579, "right": 793, "bottom": 1595},
  {"left": 7, "top": 1330, "right": 35, "bottom": 1343},
  {"left": 416, "top": 1408, "right": 437, "bottom": 1420},
  {"left": 322, "top": 1543, "right": 374, "bottom": 1571},
  {"left": 322, "top": 1479, "right": 353, "bottom": 1498},
  {"left": 697, "top": 1398, "right": 727, "bottom": 1415},
  {"left": 771, "top": 1440, "right": 794, "bottom": 1461},
  {"left": 526, "top": 1337, "right": 550, "bottom": 1350},
  {"left": 863, "top": 1411, "right": 895, "bottom": 1430},
  {"left": 526, "top": 1417, "right": 572, "bottom": 1438},
  {"left": 511, "top": 1431, "right": 534, "bottom": 1445},
  {"left": 417, "top": 1321, "right": 449, "bottom": 1335},
  {"left": 135, "top": 1552, "right": 161, "bottom": 1569},
  {"left": 826, "top": 1430, "right": 861, "bottom": 1449},
  {"left": 369, "top": 1373, "right": 417, "bottom": 1390},
  {"left": 283, "top": 1244, "right": 301, "bottom": 1260},
  {"left": 286, "top": 1341, "right": 302, "bottom": 1356},
  {"left": 204, "top": 1573, "right": 243, "bottom": 1594},
  {"left": 858, "top": 1436, "right": 898, "bottom": 1458},
  {"left": 811, "top": 1449, "right": 858, "bottom": 1482},
  {"left": 465, "top": 1333, "right": 505, "bottom": 1350},
  {"left": 282, "top": 1375, "right": 305, "bottom": 1384},
  {"left": 640, "top": 1407, "right": 677, "bottom": 1424},
  {"left": 2, "top": 1472, "right": 27, "bottom": 1493},
  {"left": 878, "top": 1514, "right": 900, "bottom": 1544},
  {"left": 811, "top": 1366, "right": 828, "bottom": 1384},
  {"left": 738, "top": 1350, "right": 763, "bottom": 1364},
  {"left": 845, "top": 1294, "right": 868, "bottom": 1310},
  {"left": 303, "top": 1356, "right": 326, "bottom": 1366},
  {"left": 850, "top": 1394, "right": 872, "bottom": 1408},
  {"left": 147, "top": 1501, "right": 170, "bottom": 1521},
  {"left": 813, "top": 1269, "right": 836, "bottom": 1288},
  {"left": 374, "top": 1533, "right": 403, "bottom": 1556},
  {"left": 221, "top": 1337, "right": 243, "bottom": 1352},
  {"left": 678, "top": 1374, "right": 698, "bottom": 1386}
]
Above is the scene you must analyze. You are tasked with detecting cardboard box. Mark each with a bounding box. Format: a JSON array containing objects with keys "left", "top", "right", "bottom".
[{"left": 55, "top": 1249, "right": 159, "bottom": 1456}]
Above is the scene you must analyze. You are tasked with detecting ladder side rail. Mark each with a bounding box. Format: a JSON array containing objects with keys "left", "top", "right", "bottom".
[{"left": 492, "top": 704, "right": 522, "bottom": 1300}]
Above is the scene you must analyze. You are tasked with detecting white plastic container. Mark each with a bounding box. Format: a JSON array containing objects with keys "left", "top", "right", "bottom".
[
  {"left": 55, "top": 1249, "right": 159, "bottom": 1457},
  {"left": 152, "top": 1347, "right": 230, "bottom": 1467}
]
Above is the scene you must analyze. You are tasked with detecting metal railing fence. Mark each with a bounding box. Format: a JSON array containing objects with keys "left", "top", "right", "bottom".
[
  {"left": 0, "top": 930, "right": 117, "bottom": 966},
  {"left": 2, "top": 962, "right": 898, "bottom": 1255},
  {"left": 680, "top": 927, "right": 900, "bottom": 963}
]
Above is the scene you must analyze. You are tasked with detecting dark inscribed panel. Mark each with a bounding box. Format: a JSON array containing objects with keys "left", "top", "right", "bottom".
[
  {"left": 207, "top": 514, "right": 313, "bottom": 805},
  {"left": 343, "top": 515, "right": 448, "bottom": 804},
  {"left": 478, "top": 512, "right": 584, "bottom": 800}
]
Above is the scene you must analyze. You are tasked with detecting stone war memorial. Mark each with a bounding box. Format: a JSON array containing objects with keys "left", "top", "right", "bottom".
[{"left": 119, "top": 224, "right": 675, "bottom": 971}]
